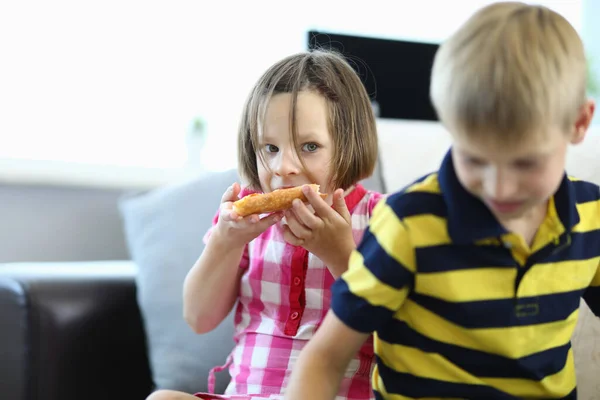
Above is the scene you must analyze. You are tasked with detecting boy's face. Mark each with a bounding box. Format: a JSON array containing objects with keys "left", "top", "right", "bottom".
[
  {"left": 451, "top": 100, "right": 594, "bottom": 225},
  {"left": 451, "top": 129, "right": 570, "bottom": 224}
]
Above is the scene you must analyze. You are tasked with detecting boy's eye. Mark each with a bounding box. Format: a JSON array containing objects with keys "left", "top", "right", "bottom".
[
  {"left": 465, "top": 157, "right": 486, "bottom": 166},
  {"left": 302, "top": 143, "right": 319, "bottom": 152},
  {"left": 265, "top": 144, "right": 279, "bottom": 153},
  {"left": 514, "top": 160, "right": 537, "bottom": 169}
]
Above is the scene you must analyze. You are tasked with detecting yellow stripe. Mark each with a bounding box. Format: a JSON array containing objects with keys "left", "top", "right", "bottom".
[
  {"left": 518, "top": 258, "right": 600, "bottom": 296},
  {"left": 415, "top": 258, "right": 599, "bottom": 302},
  {"left": 573, "top": 201, "right": 600, "bottom": 233},
  {"left": 403, "top": 214, "right": 451, "bottom": 248},
  {"left": 404, "top": 173, "right": 442, "bottom": 194},
  {"left": 530, "top": 196, "right": 564, "bottom": 253},
  {"left": 416, "top": 268, "right": 517, "bottom": 301},
  {"left": 369, "top": 203, "right": 416, "bottom": 271},
  {"left": 376, "top": 340, "right": 575, "bottom": 398},
  {"left": 346, "top": 252, "right": 411, "bottom": 311},
  {"left": 395, "top": 299, "right": 579, "bottom": 358},
  {"left": 377, "top": 341, "right": 480, "bottom": 385}
]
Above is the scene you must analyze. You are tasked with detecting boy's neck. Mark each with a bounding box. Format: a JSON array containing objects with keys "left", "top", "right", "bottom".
[{"left": 499, "top": 200, "right": 549, "bottom": 247}]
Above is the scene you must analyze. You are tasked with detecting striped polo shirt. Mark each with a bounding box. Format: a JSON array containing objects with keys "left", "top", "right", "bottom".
[{"left": 331, "top": 150, "right": 600, "bottom": 399}]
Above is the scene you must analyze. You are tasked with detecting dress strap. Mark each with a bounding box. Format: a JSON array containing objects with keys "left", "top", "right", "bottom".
[{"left": 207, "top": 353, "right": 234, "bottom": 393}]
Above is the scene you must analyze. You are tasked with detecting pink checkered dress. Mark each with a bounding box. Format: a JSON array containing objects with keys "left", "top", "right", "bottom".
[{"left": 195, "top": 185, "right": 383, "bottom": 400}]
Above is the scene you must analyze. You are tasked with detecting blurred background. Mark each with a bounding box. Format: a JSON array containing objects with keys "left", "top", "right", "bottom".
[
  {"left": 0, "top": 0, "right": 596, "bottom": 262},
  {"left": 0, "top": 0, "right": 592, "bottom": 187}
]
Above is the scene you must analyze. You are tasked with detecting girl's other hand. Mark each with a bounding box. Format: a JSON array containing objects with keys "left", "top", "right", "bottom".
[
  {"left": 282, "top": 186, "right": 355, "bottom": 277},
  {"left": 214, "top": 183, "right": 282, "bottom": 248}
]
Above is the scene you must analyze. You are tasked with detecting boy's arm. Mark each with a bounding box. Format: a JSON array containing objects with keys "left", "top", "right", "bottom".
[
  {"left": 285, "top": 310, "right": 370, "bottom": 400},
  {"left": 286, "top": 198, "right": 415, "bottom": 399}
]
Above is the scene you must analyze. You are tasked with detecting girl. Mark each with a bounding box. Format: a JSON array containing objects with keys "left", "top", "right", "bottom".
[{"left": 147, "top": 49, "right": 382, "bottom": 400}]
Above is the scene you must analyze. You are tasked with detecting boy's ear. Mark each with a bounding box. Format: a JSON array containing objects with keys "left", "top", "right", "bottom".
[{"left": 571, "top": 99, "right": 595, "bottom": 144}]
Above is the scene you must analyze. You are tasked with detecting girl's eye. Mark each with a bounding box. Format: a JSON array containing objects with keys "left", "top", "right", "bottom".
[
  {"left": 302, "top": 143, "right": 319, "bottom": 152},
  {"left": 265, "top": 144, "right": 279, "bottom": 153}
]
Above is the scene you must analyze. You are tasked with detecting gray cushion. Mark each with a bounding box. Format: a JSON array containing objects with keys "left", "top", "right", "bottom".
[
  {"left": 119, "top": 169, "right": 239, "bottom": 394},
  {"left": 360, "top": 158, "right": 386, "bottom": 194}
]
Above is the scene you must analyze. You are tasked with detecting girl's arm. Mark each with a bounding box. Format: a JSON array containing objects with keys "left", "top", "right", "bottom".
[
  {"left": 183, "top": 231, "right": 247, "bottom": 334},
  {"left": 183, "top": 183, "right": 282, "bottom": 334},
  {"left": 285, "top": 310, "right": 370, "bottom": 400}
]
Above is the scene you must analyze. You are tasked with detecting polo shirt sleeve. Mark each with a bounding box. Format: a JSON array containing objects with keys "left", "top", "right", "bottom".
[
  {"left": 331, "top": 198, "right": 416, "bottom": 333},
  {"left": 583, "top": 261, "right": 600, "bottom": 316}
]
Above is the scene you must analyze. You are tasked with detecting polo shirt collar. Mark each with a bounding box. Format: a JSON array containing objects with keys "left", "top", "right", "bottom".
[{"left": 437, "top": 149, "right": 580, "bottom": 244}]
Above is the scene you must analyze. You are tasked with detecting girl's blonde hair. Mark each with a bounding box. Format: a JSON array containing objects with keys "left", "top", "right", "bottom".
[
  {"left": 430, "top": 2, "right": 587, "bottom": 144},
  {"left": 238, "top": 50, "right": 378, "bottom": 190}
]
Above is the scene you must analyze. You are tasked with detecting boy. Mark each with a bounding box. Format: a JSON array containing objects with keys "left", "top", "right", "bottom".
[{"left": 284, "top": 2, "right": 600, "bottom": 399}]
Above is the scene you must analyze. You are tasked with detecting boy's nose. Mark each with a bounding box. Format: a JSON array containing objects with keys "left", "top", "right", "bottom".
[{"left": 484, "top": 169, "right": 519, "bottom": 200}]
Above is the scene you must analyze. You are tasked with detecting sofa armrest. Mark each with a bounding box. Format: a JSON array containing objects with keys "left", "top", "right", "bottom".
[{"left": 0, "top": 261, "right": 153, "bottom": 400}]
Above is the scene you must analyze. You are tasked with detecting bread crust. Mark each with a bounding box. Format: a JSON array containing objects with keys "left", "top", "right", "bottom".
[{"left": 232, "top": 184, "right": 327, "bottom": 216}]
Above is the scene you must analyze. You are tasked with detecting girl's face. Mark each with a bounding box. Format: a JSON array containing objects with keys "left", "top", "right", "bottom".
[{"left": 256, "top": 90, "right": 335, "bottom": 201}]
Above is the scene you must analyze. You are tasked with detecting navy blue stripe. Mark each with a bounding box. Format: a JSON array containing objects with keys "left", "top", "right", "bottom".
[
  {"left": 416, "top": 243, "right": 516, "bottom": 273},
  {"left": 559, "top": 388, "right": 578, "bottom": 400},
  {"left": 410, "top": 289, "right": 582, "bottom": 329},
  {"left": 386, "top": 190, "right": 447, "bottom": 219},
  {"left": 376, "top": 358, "right": 521, "bottom": 399},
  {"left": 358, "top": 230, "right": 414, "bottom": 289},
  {"left": 378, "top": 319, "right": 570, "bottom": 380},
  {"left": 543, "top": 231, "right": 600, "bottom": 263},
  {"left": 330, "top": 278, "right": 395, "bottom": 334},
  {"left": 571, "top": 179, "right": 600, "bottom": 204},
  {"left": 583, "top": 286, "right": 600, "bottom": 316},
  {"left": 414, "top": 230, "right": 600, "bottom": 274}
]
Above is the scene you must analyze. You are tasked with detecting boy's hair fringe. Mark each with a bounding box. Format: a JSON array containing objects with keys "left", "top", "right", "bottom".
[{"left": 430, "top": 2, "right": 587, "bottom": 144}]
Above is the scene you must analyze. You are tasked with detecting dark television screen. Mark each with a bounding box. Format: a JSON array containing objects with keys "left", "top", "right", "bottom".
[{"left": 308, "top": 31, "right": 439, "bottom": 121}]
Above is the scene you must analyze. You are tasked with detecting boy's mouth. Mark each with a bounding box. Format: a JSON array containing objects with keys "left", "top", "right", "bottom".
[{"left": 486, "top": 199, "right": 524, "bottom": 214}]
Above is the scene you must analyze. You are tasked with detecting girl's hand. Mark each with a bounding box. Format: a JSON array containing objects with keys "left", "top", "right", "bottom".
[
  {"left": 213, "top": 183, "right": 282, "bottom": 248},
  {"left": 282, "top": 186, "right": 356, "bottom": 278}
]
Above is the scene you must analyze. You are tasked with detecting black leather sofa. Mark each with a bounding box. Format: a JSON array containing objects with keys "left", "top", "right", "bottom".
[{"left": 0, "top": 262, "right": 153, "bottom": 400}]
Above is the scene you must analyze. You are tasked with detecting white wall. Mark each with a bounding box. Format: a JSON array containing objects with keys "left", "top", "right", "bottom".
[
  {"left": 582, "top": 0, "right": 600, "bottom": 125},
  {"left": 0, "top": 0, "right": 584, "bottom": 178}
]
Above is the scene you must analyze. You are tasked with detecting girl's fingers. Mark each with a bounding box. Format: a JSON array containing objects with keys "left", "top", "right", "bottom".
[
  {"left": 292, "top": 199, "right": 321, "bottom": 229},
  {"left": 285, "top": 209, "right": 312, "bottom": 239},
  {"left": 221, "top": 182, "right": 241, "bottom": 203}
]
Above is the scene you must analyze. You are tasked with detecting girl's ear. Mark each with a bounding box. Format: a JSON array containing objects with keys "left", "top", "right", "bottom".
[{"left": 571, "top": 99, "right": 595, "bottom": 144}]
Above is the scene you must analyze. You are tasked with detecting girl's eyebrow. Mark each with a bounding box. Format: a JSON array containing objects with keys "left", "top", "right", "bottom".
[
  {"left": 260, "top": 131, "right": 322, "bottom": 143},
  {"left": 296, "top": 131, "right": 323, "bottom": 141},
  {"left": 259, "top": 133, "right": 278, "bottom": 143}
]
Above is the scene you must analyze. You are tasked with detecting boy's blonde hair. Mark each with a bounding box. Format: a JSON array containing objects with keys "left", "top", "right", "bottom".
[
  {"left": 238, "top": 50, "right": 378, "bottom": 191},
  {"left": 430, "top": 2, "right": 588, "bottom": 143}
]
